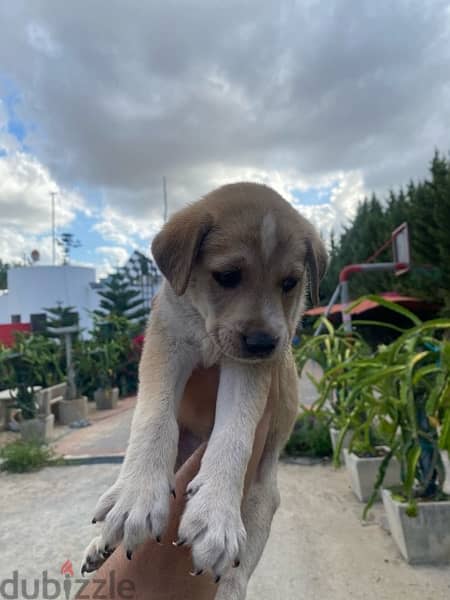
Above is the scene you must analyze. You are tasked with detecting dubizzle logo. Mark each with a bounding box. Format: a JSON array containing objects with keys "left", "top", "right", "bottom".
[
  {"left": 60, "top": 560, "right": 74, "bottom": 578},
  {"left": 0, "top": 559, "right": 135, "bottom": 600}
]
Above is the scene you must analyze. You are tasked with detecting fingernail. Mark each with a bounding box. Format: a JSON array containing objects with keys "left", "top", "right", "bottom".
[{"left": 126, "top": 550, "right": 133, "bottom": 560}]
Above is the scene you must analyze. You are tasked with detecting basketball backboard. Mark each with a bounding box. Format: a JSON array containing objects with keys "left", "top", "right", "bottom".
[{"left": 392, "top": 223, "right": 410, "bottom": 276}]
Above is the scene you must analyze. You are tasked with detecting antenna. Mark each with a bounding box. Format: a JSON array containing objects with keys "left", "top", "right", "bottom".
[
  {"left": 49, "top": 191, "right": 57, "bottom": 265},
  {"left": 163, "top": 176, "right": 168, "bottom": 223}
]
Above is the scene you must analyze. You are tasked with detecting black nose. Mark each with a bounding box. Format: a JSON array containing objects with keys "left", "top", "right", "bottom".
[{"left": 242, "top": 331, "right": 279, "bottom": 357}]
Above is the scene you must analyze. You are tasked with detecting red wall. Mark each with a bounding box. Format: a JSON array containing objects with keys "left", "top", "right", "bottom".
[{"left": 0, "top": 323, "right": 31, "bottom": 347}]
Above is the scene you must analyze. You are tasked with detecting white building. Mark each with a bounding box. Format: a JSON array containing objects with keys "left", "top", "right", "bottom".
[
  {"left": 0, "top": 265, "right": 100, "bottom": 332},
  {"left": 0, "top": 254, "right": 161, "bottom": 333}
]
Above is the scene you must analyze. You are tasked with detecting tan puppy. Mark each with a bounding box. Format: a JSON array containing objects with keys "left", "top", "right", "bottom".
[{"left": 82, "top": 182, "right": 327, "bottom": 599}]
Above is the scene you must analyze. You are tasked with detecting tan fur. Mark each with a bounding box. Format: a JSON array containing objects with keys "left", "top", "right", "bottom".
[{"left": 82, "top": 182, "right": 327, "bottom": 599}]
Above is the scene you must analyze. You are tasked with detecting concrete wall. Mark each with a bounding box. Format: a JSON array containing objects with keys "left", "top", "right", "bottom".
[{"left": 0, "top": 265, "right": 100, "bottom": 332}]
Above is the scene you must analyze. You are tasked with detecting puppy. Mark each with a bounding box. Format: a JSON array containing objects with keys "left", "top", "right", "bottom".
[{"left": 82, "top": 182, "right": 327, "bottom": 599}]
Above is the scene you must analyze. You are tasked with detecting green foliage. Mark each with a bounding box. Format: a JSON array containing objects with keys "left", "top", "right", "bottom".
[
  {"left": 306, "top": 297, "right": 450, "bottom": 516},
  {"left": 293, "top": 320, "right": 371, "bottom": 431},
  {"left": 95, "top": 271, "right": 147, "bottom": 323},
  {"left": 44, "top": 304, "right": 79, "bottom": 332},
  {"left": 74, "top": 314, "right": 143, "bottom": 398},
  {"left": 0, "top": 333, "right": 64, "bottom": 419},
  {"left": 320, "top": 151, "right": 450, "bottom": 312},
  {"left": 0, "top": 441, "right": 58, "bottom": 473},
  {"left": 285, "top": 409, "right": 332, "bottom": 458}
]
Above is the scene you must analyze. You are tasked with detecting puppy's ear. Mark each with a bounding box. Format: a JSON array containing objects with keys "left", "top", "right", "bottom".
[
  {"left": 305, "top": 233, "right": 328, "bottom": 306},
  {"left": 152, "top": 205, "right": 212, "bottom": 296}
]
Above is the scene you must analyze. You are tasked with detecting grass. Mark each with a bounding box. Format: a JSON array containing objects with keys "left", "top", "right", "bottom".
[{"left": 0, "top": 440, "right": 61, "bottom": 473}]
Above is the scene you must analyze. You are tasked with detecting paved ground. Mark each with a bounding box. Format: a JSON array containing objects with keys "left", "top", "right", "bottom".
[{"left": 1, "top": 462, "right": 449, "bottom": 600}]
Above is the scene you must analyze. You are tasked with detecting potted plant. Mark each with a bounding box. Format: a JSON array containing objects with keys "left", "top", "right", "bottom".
[
  {"left": 335, "top": 297, "right": 450, "bottom": 562},
  {"left": 0, "top": 350, "right": 55, "bottom": 443},
  {"left": 92, "top": 342, "right": 120, "bottom": 410},
  {"left": 295, "top": 319, "right": 370, "bottom": 463}
]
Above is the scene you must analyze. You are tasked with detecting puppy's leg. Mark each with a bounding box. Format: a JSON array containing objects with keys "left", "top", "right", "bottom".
[
  {"left": 81, "top": 321, "right": 196, "bottom": 573},
  {"left": 177, "top": 359, "right": 272, "bottom": 580},
  {"left": 215, "top": 452, "right": 280, "bottom": 600},
  {"left": 216, "top": 354, "right": 299, "bottom": 599}
]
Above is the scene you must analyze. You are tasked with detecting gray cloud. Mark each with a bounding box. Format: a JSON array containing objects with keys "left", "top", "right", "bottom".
[{"left": 1, "top": 0, "right": 449, "bottom": 227}]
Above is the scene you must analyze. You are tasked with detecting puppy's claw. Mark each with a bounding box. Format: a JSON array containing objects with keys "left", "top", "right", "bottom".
[
  {"left": 172, "top": 539, "right": 186, "bottom": 547},
  {"left": 215, "top": 575, "right": 221, "bottom": 584},
  {"left": 233, "top": 559, "right": 240, "bottom": 568},
  {"left": 189, "top": 569, "right": 204, "bottom": 576},
  {"left": 156, "top": 535, "right": 162, "bottom": 544},
  {"left": 126, "top": 550, "right": 133, "bottom": 560},
  {"left": 92, "top": 518, "right": 97, "bottom": 524},
  {"left": 171, "top": 489, "right": 176, "bottom": 499}
]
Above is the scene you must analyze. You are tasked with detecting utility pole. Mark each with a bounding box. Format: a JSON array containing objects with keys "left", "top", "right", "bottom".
[
  {"left": 49, "top": 191, "right": 57, "bottom": 265},
  {"left": 163, "top": 176, "right": 168, "bottom": 223}
]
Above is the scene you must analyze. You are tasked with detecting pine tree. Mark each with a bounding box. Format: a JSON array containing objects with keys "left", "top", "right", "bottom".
[{"left": 95, "top": 271, "right": 147, "bottom": 322}]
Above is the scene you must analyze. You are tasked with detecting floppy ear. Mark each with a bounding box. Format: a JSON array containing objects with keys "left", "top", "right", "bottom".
[
  {"left": 305, "top": 233, "right": 328, "bottom": 306},
  {"left": 151, "top": 205, "right": 212, "bottom": 296}
]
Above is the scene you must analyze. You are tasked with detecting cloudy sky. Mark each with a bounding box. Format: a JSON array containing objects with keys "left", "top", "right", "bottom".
[{"left": 1, "top": 0, "right": 449, "bottom": 277}]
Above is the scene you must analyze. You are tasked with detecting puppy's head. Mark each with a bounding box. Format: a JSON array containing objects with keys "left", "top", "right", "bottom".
[{"left": 152, "top": 182, "right": 327, "bottom": 362}]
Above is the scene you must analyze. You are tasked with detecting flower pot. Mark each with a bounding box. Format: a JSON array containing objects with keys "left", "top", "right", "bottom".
[
  {"left": 344, "top": 448, "right": 401, "bottom": 502},
  {"left": 329, "top": 426, "right": 353, "bottom": 464},
  {"left": 58, "top": 396, "right": 88, "bottom": 425},
  {"left": 20, "top": 414, "right": 55, "bottom": 443},
  {"left": 94, "top": 387, "right": 119, "bottom": 410},
  {"left": 382, "top": 489, "right": 450, "bottom": 564}
]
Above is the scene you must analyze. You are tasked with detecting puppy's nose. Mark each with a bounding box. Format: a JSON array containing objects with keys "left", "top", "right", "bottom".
[{"left": 242, "top": 331, "right": 279, "bottom": 357}]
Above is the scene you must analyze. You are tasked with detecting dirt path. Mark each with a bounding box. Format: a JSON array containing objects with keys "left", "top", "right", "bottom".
[{"left": 1, "top": 461, "right": 449, "bottom": 599}]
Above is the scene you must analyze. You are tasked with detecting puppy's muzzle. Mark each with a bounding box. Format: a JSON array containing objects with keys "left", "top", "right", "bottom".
[{"left": 241, "top": 331, "right": 279, "bottom": 358}]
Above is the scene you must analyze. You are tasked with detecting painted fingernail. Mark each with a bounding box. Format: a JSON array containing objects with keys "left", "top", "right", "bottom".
[
  {"left": 215, "top": 575, "right": 221, "bottom": 584},
  {"left": 189, "top": 569, "right": 204, "bottom": 576},
  {"left": 126, "top": 550, "right": 133, "bottom": 560},
  {"left": 233, "top": 559, "right": 240, "bottom": 568}
]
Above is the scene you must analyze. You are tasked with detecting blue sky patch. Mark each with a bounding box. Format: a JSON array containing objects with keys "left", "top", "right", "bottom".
[{"left": 291, "top": 184, "right": 335, "bottom": 206}]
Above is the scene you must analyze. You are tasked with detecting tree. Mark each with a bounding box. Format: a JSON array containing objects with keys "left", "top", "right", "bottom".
[
  {"left": 319, "top": 149, "right": 450, "bottom": 312},
  {"left": 0, "top": 260, "right": 9, "bottom": 290},
  {"left": 95, "top": 271, "right": 147, "bottom": 323},
  {"left": 44, "top": 304, "right": 79, "bottom": 330}
]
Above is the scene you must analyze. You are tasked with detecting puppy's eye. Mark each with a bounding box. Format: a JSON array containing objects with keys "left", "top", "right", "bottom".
[
  {"left": 212, "top": 269, "right": 242, "bottom": 289},
  {"left": 281, "top": 277, "right": 298, "bottom": 293}
]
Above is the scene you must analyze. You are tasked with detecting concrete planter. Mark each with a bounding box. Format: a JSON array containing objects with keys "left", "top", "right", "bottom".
[
  {"left": 20, "top": 414, "right": 54, "bottom": 443},
  {"left": 94, "top": 387, "right": 119, "bottom": 410},
  {"left": 329, "top": 427, "right": 353, "bottom": 464},
  {"left": 58, "top": 396, "right": 88, "bottom": 425},
  {"left": 344, "top": 449, "right": 401, "bottom": 502},
  {"left": 382, "top": 489, "right": 450, "bottom": 564}
]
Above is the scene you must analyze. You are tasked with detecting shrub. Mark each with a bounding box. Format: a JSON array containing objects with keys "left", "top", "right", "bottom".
[
  {"left": 285, "top": 410, "right": 332, "bottom": 458},
  {"left": 0, "top": 441, "right": 58, "bottom": 473}
]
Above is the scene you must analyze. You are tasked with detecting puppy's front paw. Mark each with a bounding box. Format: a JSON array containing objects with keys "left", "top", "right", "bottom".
[
  {"left": 90, "top": 471, "right": 173, "bottom": 562},
  {"left": 178, "top": 479, "right": 246, "bottom": 581}
]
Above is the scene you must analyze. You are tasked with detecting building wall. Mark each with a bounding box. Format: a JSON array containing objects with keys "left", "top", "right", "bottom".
[{"left": 0, "top": 265, "right": 100, "bottom": 332}]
